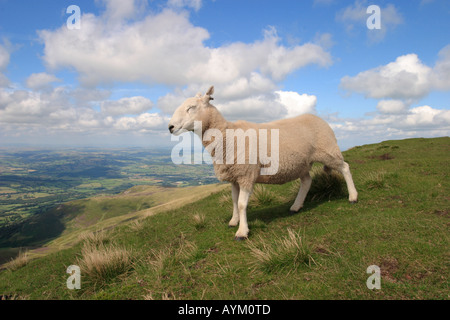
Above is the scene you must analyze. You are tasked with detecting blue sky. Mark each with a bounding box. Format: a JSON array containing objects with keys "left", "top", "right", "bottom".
[{"left": 0, "top": 0, "right": 449, "bottom": 150}]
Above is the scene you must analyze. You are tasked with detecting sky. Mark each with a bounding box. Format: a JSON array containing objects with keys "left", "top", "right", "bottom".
[{"left": 0, "top": 0, "right": 449, "bottom": 150}]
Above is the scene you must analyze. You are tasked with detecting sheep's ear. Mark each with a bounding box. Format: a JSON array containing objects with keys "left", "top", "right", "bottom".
[
  {"left": 204, "top": 86, "right": 214, "bottom": 101},
  {"left": 206, "top": 86, "right": 214, "bottom": 96}
]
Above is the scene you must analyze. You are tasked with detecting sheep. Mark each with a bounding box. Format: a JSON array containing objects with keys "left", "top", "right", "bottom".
[{"left": 168, "top": 86, "right": 358, "bottom": 240}]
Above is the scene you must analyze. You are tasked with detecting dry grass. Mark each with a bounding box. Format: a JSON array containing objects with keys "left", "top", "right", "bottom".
[
  {"left": 193, "top": 212, "right": 207, "bottom": 230},
  {"left": 363, "top": 170, "right": 390, "bottom": 189},
  {"left": 77, "top": 242, "right": 133, "bottom": 287},
  {"left": 249, "top": 184, "right": 280, "bottom": 208},
  {"left": 247, "top": 229, "right": 312, "bottom": 273},
  {"left": 5, "top": 250, "right": 30, "bottom": 271},
  {"left": 147, "top": 234, "right": 197, "bottom": 281},
  {"left": 78, "top": 229, "right": 111, "bottom": 247},
  {"left": 128, "top": 219, "right": 145, "bottom": 232},
  {"left": 218, "top": 191, "right": 232, "bottom": 206}
]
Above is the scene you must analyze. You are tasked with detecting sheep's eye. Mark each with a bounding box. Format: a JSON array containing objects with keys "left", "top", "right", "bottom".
[{"left": 187, "top": 106, "right": 195, "bottom": 113}]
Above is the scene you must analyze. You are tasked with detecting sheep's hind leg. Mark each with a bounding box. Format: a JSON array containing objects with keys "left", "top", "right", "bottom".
[
  {"left": 290, "top": 172, "right": 312, "bottom": 213},
  {"left": 228, "top": 182, "right": 240, "bottom": 227},
  {"left": 340, "top": 161, "right": 358, "bottom": 203},
  {"left": 234, "top": 185, "right": 253, "bottom": 241}
]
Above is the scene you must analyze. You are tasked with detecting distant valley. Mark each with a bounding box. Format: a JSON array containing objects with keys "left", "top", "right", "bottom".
[{"left": 0, "top": 147, "right": 216, "bottom": 260}]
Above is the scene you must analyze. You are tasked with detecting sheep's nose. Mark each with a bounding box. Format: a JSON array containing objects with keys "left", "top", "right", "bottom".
[{"left": 168, "top": 125, "right": 175, "bottom": 133}]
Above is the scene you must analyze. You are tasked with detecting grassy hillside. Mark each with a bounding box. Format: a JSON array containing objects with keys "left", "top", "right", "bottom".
[
  {"left": 0, "top": 184, "right": 227, "bottom": 265},
  {"left": 0, "top": 137, "right": 448, "bottom": 300}
]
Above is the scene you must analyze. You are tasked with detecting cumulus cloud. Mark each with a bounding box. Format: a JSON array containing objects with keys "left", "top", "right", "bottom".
[
  {"left": 39, "top": 9, "right": 210, "bottom": 86},
  {"left": 3, "top": 1, "right": 333, "bottom": 144},
  {"left": 431, "top": 45, "right": 450, "bottom": 91},
  {"left": 31, "top": 1, "right": 334, "bottom": 131},
  {"left": 167, "top": 0, "right": 202, "bottom": 11},
  {"left": 0, "top": 44, "right": 10, "bottom": 87},
  {"left": 0, "top": 84, "right": 162, "bottom": 138},
  {"left": 114, "top": 113, "right": 169, "bottom": 131},
  {"left": 376, "top": 100, "right": 408, "bottom": 114},
  {"left": 100, "top": 96, "right": 153, "bottom": 116},
  {"left": 26, "top": 72, "right": 61, "bottom": 90},
  {"left": 276, "top": 91, "right": 317, "bottom": 118},
  {"left": 98, "top": 0, "right": 148, "bottom": 22},
  {"left": 39, "top": 8, "right": 331, "bottom": 88},
  {"left": 336, "top": 45, "right": 450, "bottom": 149},
  {"left": 341, "top": 53, "right": 433, "bottom": 100},
  {"left": 329, "top": 104, "right": 450, "bottom": 150},
  {"left": 0, "top": 45, "right": 9, "bottom": 70},
  {"left": 341, "top": 45, "right": 450, "bottom": 104}
]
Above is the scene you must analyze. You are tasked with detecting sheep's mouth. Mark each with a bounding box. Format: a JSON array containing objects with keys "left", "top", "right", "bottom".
[{"left": 169, "top": 127, "right": 184, "bottom": 136}]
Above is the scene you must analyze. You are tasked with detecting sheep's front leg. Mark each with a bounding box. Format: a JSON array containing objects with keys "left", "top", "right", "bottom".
[
  {"left": 235, "top": 186, "right": 253, "bottom": 241},
  {"left": 228, "top": 182, "right": 240, "bottom": 227}
]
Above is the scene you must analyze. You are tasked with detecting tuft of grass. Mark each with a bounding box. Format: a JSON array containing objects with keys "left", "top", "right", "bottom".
[
  {"left": 193, "top": 212, "right": 207, "bottom": 230},
  {"left": 307, "top": 166, "right": 347, "bottom": 201},
  {"left": 364, "top": 170, "right": 389, "bottom": 190},
  {"left": 147, "top": 234, "right": 197, "bottom": 281},
  {"left": 247, "top": 229, "right": 313, "bottom": 273},
  {"left": 250, "top": 184, "right": 280, "bottom": 208},
  {"left": 128, "top": 219, "right": 145, "bottom": 232},
  {"left": 79, "top": 229, "right": 111, "bottom": 247},
  {"left": 77, "top": 242, "right": 133, "bottom": 287},
  {"left": 5, "top": 250, "right": 30, "bottom": 271},
  {"left": 218, "top": 191, "right": 232, "bottom": 206}
]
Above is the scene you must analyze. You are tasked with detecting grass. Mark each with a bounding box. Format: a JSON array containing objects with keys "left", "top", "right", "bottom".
[
  {"left": 0, "top": 137, "right": 449, "bottom": 300},
  {"left": 77, "top": 242, "right": 134, "bottom": 288},
  {"left": 247, "top": 229, "right": 312, "bottom": 273},
  {"left": 5, "top": 250, "right": 30, "bottom": 272},
  {"left": 193, "top": 212, "right": 207, "bottom": 230}
]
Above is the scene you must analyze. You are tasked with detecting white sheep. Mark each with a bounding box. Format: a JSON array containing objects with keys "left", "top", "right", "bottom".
[{"left": 168, "top": 86, "right": 358, "bottom": 240}]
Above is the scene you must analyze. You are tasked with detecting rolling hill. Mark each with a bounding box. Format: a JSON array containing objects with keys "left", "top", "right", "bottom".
[{"left": 0, "top": 137, "right": 448, "bottom": 300}]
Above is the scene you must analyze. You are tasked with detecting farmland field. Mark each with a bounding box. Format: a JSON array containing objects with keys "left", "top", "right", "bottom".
[{"left": 0, "top": 147, "right": 216, "bottom": 230}]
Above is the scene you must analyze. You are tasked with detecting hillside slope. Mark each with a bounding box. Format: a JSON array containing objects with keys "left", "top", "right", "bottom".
[
  {"left": 0, "top": 137, "right": 448, "bottom": 300},
  {"left": 0, "top": 184, "right": 227, "bottom": 265}
]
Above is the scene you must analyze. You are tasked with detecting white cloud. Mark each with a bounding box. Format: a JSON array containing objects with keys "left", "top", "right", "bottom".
[
  {"left": 337, "top": 46, "right": 450, "bottom": 149},
  {"left": 97, "top": 0, "right": 147, "bottom": 22},
  {"left": 26, "top": 72, "right": 61, "bottom": 90},
  {"left": 39, "top": 8, "right": 331, "bottom": 88},
  {"left": 114, "top": 113, "right": 168, "bottom": 131},
  {"left": 431, "top": 45, "right": 450, "bottom": 91},
  {"left": 167, "top": 0, "right": 202, "bottom": 11},
  {"left": 100, "top": 96, "right": 153, "bottom": 116},
  {"left": 0, "top": 84, "right": 162, "bottom": 138},
  {"left": 404, "top": 105, "right": 450, "bottom": 127},
  {"left": 341, "top": 45, "right": 450, "bottom": 102},
  {"left": 341, "top": 53, "right": 433, "bottom": 100},
  {"left": 0, "top": 44, "right": 10, "bottom": 87},
  {"left": 0, "top": 45, "right": 9, "bottom": 71},
  {"left": 329, "top": 104, "right": 450, "bottom": 150},
  {"left": 376, "top": 99, "right": 408, "bottom": 114},
  {"left": 31, "top": 1, "right": 333, "bottom": 135},
  {"left": 216, "top": 94, "right": 285, "bottom": 123},
  {"left": 2, "top": 1, "right": 334, "bottom": 145},
  {"left": 39, "top": 9, "right": 211, "bottom": 86},
  {"left": 276, "top": 91, "right": 317, "bottom": 118}
]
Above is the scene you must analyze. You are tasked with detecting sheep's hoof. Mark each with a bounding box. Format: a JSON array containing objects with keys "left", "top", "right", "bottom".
[
  {"left": 289, "top": 210, "right": 299, "bottom": 214},
  {"left": 234, "top": 236, "right": 247, "bottom": 241},
  {"left": 350, "top": 200, "right": 358, "bottom": 204}
]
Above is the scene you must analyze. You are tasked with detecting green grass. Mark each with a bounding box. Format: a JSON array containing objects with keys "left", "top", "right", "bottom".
[{"left": 0, "top": 137, "right": 448, "bottom": 300}]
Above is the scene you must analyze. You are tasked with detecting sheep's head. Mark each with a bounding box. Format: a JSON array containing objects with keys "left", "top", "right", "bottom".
[{"left": 168, "top": 86, "right": 214, "bottom": 136}]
